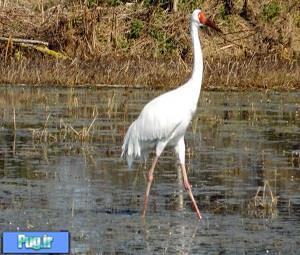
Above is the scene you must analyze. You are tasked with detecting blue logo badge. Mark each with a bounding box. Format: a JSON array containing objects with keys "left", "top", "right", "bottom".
[{"left": 2, "top": 231, "right": 70, "bottom": 254}]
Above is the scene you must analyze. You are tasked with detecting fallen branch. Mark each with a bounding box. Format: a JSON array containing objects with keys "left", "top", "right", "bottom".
[
  {"left": 0, "top": 36, "right": 70, "bottom": 60},
  {"left": 31, "top": 45, "right": 70, "bottom": 60},
  {"left": 0, "top": 36, "right": 49, "bottom": 46},
  {"left": 18, "top": 43, "right": 70, "bottom": 60}
]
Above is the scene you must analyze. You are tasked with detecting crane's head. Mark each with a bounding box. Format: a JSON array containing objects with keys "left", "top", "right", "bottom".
[{"left": 191, "top": 9, "right": 222, "bottom": 33}]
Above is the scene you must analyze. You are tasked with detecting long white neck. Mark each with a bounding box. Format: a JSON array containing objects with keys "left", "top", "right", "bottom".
[{"left": 190, "top": 21, "right": 203, "bottom": 88}]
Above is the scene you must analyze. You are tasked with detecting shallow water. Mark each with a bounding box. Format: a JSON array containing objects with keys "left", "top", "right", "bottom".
[{"left": 0, "top": 86, "right": 300, "bottom": 254}]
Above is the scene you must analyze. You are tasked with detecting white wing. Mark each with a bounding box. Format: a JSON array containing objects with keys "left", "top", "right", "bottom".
[
  {"left": 122, "top": 84, "right": 195, "bottom": 167},
  {"left": 136, "top": 89, "right": 192, "bottom": 141}
]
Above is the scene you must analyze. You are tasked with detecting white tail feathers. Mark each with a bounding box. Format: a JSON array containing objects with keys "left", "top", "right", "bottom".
[{"left": 121, "top": 121, "right": 141, "bottom": 169}]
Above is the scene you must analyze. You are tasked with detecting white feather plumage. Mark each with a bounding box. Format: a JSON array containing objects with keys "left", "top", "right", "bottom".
[{"left": 122, "top": 9, "right": 205, "bottom": 168}]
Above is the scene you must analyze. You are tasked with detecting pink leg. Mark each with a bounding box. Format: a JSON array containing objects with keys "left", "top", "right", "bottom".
[
  {"left": 142, "top": 156, "right": 159, "bottom": 217},
  {"left": 180, "top": 163, "right": 202, "bottom": 220}
]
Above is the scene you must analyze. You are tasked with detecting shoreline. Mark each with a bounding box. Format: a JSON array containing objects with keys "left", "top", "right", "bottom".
[
  {"left": 1, "top": 56, "right": 299, "bottom": 91},
  {"left": 1, "top": 81, "right": 299, "bottom": 92}
]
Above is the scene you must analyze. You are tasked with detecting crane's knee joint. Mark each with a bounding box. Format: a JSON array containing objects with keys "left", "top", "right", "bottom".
[
  {"left": 147, "top": 173, "right": 153, "bottom": 182},
  {"left": 183, "top": 180, "right": 192, "bottom": 191}
]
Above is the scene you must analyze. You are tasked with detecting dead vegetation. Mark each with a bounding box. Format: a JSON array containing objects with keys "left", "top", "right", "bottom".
[
  {"left": 30, "top": 113, "right": 98, "bottom": 144},
  {"left": 247, "top": 181, "right": 278, "bottom": 218},
  {"left": 0, "top": 0, "right": 299, "bottom": 90}
]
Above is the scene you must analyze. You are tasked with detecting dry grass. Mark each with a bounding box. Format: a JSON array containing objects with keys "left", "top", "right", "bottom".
[
  {"left": 247, "top": 181, "right": 278, "bottom": 218},
  {"left": 0, "top": 1, "right": 299, "bottom": 90},
  {"left": 30, "top": 112, "right": 98, "bottom": 144},
  {"left": 0, "top": 54, "right": 299, "bottom": 90}
]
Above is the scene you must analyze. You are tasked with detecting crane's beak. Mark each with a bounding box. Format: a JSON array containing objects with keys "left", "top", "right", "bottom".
[{"left": 205, "top": 18, "right": 223, "bottom": 34}]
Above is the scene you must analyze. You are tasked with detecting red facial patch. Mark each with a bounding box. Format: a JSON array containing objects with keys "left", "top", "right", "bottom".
[{"left": 198, "top": 11, "right": 207, "bottom": 25}]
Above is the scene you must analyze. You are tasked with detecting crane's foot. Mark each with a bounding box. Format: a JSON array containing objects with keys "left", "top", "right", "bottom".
[
  {"left": 184, "top": 181, "right": 202, "bottom": 220},
  {"left": 186, "top": 188, "right": 202, "bottom": 220}
]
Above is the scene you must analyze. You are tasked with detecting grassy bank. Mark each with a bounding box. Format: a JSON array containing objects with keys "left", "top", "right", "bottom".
[{"left": 0, "top": 0, "right": 299, "bottom": 90}]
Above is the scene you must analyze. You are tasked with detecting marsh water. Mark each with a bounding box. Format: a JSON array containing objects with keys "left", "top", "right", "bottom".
[{"left": 0, "top": 86, "right": 300, "bottom": 254}]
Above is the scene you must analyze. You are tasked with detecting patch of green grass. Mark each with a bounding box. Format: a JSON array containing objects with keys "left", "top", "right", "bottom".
[
  {"left": 219, "top": 4, "right": 228, "bottom": 20},
  {"left": 142, "top": 0, "right": 170, "bottom": 9},
  {"left": 261, "top": 2, "right": 280, "bottom": 22},
  {"left": 178, "top": 0, "right": 205, "bottom": 12},
  {"left": 128, "top": 19, "right": 144, "bottom": 39},
  {"left": 86, "top": 0, "right": 98, "bottom": 8},
  {"left": 107, "top": 0, "right": 123, "bottom": 6},
  {"left": 149, "top": 26, "right": 176, "bottom": 55},
  {"left": 149, "top": 26, "right": 165, "bottom": 41}
]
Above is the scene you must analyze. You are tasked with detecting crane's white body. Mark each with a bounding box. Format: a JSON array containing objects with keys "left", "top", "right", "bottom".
[{"left": 122, "top": 10, "right": 204, "bottom": 168}]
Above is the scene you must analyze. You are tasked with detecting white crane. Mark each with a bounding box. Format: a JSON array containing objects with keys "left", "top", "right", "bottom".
[{"left": 122, "top": 9, "right": 221, "bottom": 220}]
